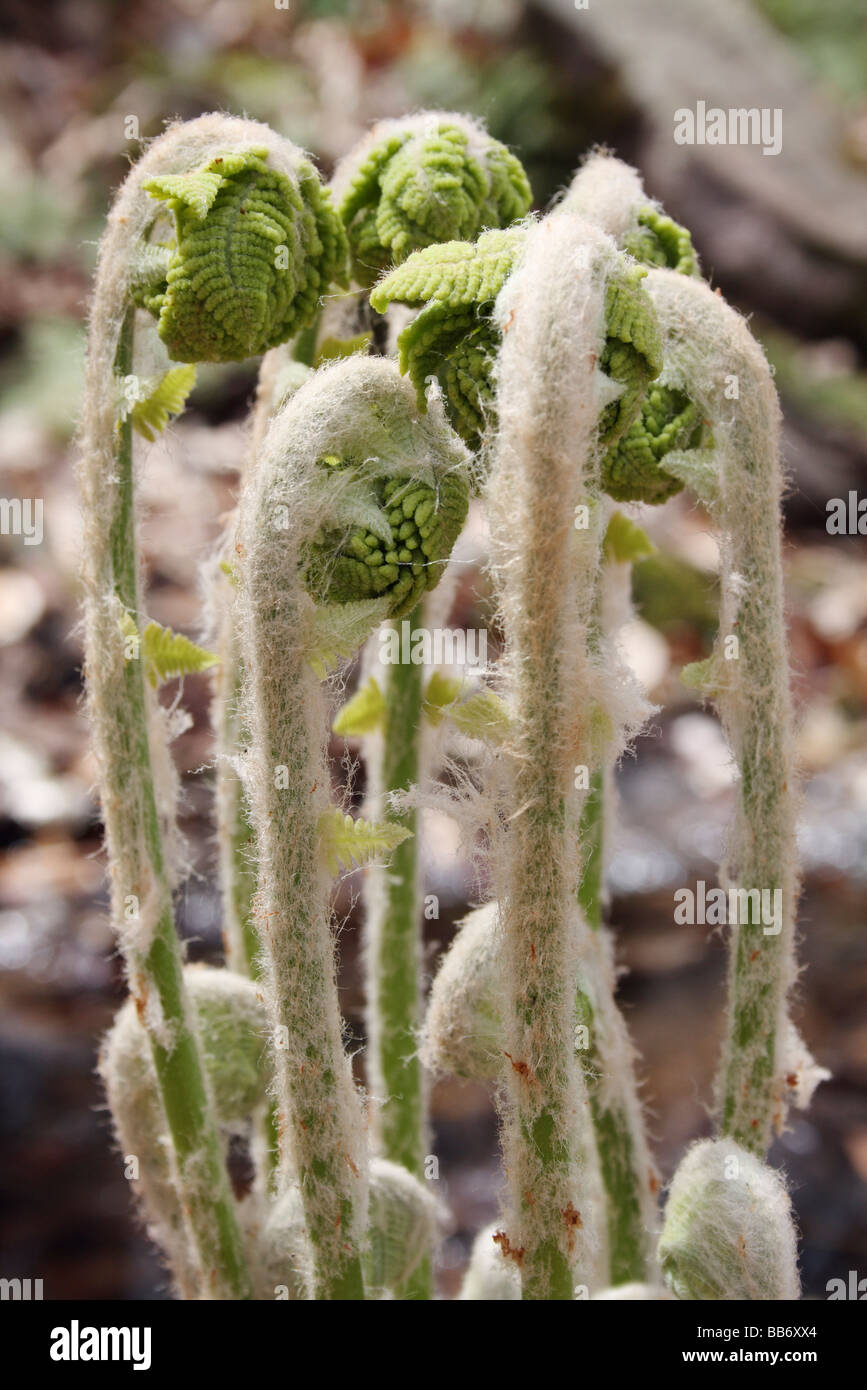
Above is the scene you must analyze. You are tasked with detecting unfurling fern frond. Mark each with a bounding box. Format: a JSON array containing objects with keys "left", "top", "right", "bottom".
[
  {"left": 423, "top": 672, "right": 511, "bottom": 744},
  {"left": 334, "top": 114, "right": 531, "bottom": 286},
  {"left": 595, "top": 198, "right": 704, "bottom": 502},
  {"left": 597, "top": 261, "right": 664, "bottom": 449},
  {"left": 370, "top": 227, "right": 526, "bottom": 446},
  {"left": 306, "top": 463, "right": 469, "bottom": 620},
  {"left": 624, "top": 207, "right": 699, "bottom": 278},
  {"left": 317, "top": 809, "right": 413, "bottom": 876},
  {"left": 375, "top": 232, "right": 662, "bottom": 464},
  {"left": 601, "top": 384, "right": 703, "bottom": 504},
  {"left": 307, "top": 599, "right": 391, "bottom": 679},
  {"left": 138, "top": 148, "right": 347, "bottom": 363}
]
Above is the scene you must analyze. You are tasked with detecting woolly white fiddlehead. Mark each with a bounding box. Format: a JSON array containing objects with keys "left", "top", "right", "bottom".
[
  {"left": 100, "top": 967, "right": 270, "bottom": 1299},
  {"left": 81, "top": 113, "right": 346, "bottom": 1299},
  {"left": 658, "top": 1139, "right": 800, "bottom": 1300},
  {"left": 237, "top": 354, "right": 469, "bottom": 1299}
]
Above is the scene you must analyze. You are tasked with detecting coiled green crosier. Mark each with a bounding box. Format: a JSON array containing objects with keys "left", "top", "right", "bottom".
[
  {"left": 623, "top": 206, "right": 698, "bottom": 277},
  {"left": 332, "top": 113, "right": 531, "bottom": 286},
  {"left": 372, "top": 224, "right": 663, "bottom": 457},
  {"left": 79, "top": 113, "right": 349, "bottom": 1300},
  {"left": 372, "top": 199, "right": 708, "bottom": 507},
  {"left": 305, "top": 455, "right": 468, "bottom": 618},
  {"left": 601, "top": 205, "right": 706, "bottom": 503},
  {"left": 370, "top": 227, "right": 523, "bottom": 447},
  {"left": 135, "top": 146, "right": 347, "bottom": 362}
]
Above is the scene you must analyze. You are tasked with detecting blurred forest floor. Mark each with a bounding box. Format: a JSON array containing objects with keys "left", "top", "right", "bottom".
[{"left": 0, "top": 0, "right": 865, "bottom": 1298}]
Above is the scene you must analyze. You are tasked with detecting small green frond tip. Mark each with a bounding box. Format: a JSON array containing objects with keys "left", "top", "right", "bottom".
[
  {"left": 598, "top": 261, "right": 663, "bottom": 450},
  {"left": 317, "top": 809, "right": 413, "bottom": 876},
  {"left": 625, "top": 207, "right": 699, "bottom": 279},
  {"left": 141, "top": 621, "right": 218, "bottom": 687},
  {"left": 371, "top": 228, "right": 526, "bottom": 447},
  {"left": 332, "top": 676, "right": 385, "bottom": 736},
  {"left": 129, "top": 364, "right": 197, "bottom": 441},
  {"left": 307, "top": 598, "right": 391, "bottom": 678},
  {"left": 603, "top": 511, "right": 656, "bottom": 564},
  {"left": 601, "top": 384, "right": 701, "bottom": 504},
  {"left": 423, "top": 675, "right": 511, "bottom": 745}
]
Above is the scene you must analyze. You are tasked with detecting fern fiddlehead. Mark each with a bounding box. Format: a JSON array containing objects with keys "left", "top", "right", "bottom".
[
  {"left": 136, "top": 147, "right": 347, "bottom": 361},
  {"left": 333, "top": 113, "right": 531, "bottom": 286},
  {"left": 236, "top": 355, "right": 470, "bottom": 1299},
  {"left": 370, "top": 227, "right": 524, "bottom": 447},
  {"left": 484, "top": 212, "right": 651, "bottom": 1300},
  {"left": 372, "top": 225, "right": 663, "bottom": 457},
  {"left": 305, "top": 456, "right": 468, "bottom": 617},
  {"left": 80, "top": 113, "right": 346, "bottom": 1298},
  {"left": 378, "top": 193, "right": 670, "bottom": 1292},
  {"left": 646, "top": 268, "right": 822, "bottom": 1158},
  {"left": 584, "top": 157, "right": 818, "bottom": 1146},
  {"left": 100, "top": 966, "right": 271, "bottom": 1297},
  {"left": 323, "top": 119, "right": 500, "bottom": 1297},
  {"left": 568, "top": 152, "right": 812, "bottom": 1299}
]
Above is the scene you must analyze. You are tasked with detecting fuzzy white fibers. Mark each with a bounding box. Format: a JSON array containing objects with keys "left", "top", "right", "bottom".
[
  {"left": 593, "top": 1283, "right": 673, "bottom": 1300},
  {"left": 560, "top": 151, "right": 651, "bottom": 250},
  {"left": 421, "top": 901, "right": 504, "bottom": 1081},
  {"left": 459, "top": 1224, "right": 521, "bottom": 1300},
  {"left": 257, "top": 1156, "right": 437, "bottom": 1300},
  {"left": 330, "top": 110, "right": 508, "bottom": 207}
]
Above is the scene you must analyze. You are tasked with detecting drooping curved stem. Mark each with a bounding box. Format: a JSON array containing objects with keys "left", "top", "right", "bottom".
[
  {"left": 238, "top": 396, "right": 369, "bottom": 1302},
  {"left": 487, "top": 213, "right": 620, "bottom": 1299},
  {"left": 214, "top": 313, "right": 327, "bottom": 1181},
  {"left": 79, "top": 122, "right": 284, "bottom": 1294},
  {"left": 83, "top": 110, "right": 350, "bottom": 1297},
  {"left": 646, "top": 268, "right": 801, "bottom": 1153}
]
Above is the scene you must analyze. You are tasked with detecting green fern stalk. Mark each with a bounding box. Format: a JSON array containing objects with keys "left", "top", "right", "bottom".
[{"left": 360, "top": 604, "right": 431, "bottom": 1299}]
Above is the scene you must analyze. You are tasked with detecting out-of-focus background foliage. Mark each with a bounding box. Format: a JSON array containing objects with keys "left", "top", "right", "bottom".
[{"left": 0, "top": 0, "right": 865, "bottom": 1299}]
